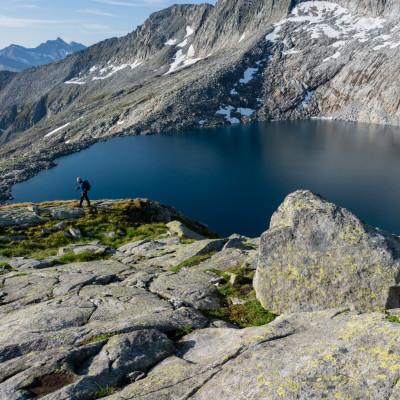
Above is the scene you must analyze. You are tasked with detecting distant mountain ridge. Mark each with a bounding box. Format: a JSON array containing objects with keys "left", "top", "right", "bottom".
[{"left": 0, "top": 38, "right": 86, "bottom": 72}]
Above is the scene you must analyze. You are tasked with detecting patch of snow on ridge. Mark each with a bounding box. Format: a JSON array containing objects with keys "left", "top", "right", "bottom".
[
  {"left": 165, "top": 38, "right": 177, "bottom": 46},
  {"left": 238, "top": 32, "right": 246, "bottom": 43},
  {"left": 92, "top": 64, "right": 129, "bottom": 80},
  {"left": 45, "top": 122, "right": 71, "bottom": 138},
  {"left": 130, "top": 60, "right": 142, "bottom": 69},
  {"left": 302, "top": 90, "right": 314, "bottom": 109},
  {"left": 166, "top": 45, "right": 203, "bottom": 74},
  {"left": 266, "top": 1, "right": 386, "bottom": 44},
  {"left": 239, "top": 68, "right": 258, "bottom": 84},
  {"left": 216, "top": 106, "right": 240, "bottom": 124},
  {"left": 185, "top": 26, "right": 194, "bottom": 37},
  {"left": 323, "top": 51, "right": 341, "bottom": 62},
  {"left": 237, "top": 108, "right": 255, "bottom": 116},
  {"left": 65, "top": 78, "right": 85, "bottom": 85},
  {"left": 177, "top": 39, "right": 188, "bottom": 48}
]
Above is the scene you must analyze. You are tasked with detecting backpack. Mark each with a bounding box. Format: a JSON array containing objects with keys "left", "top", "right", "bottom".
[{"left": 83, "top": 180, "right": 91, "bottom": 191}]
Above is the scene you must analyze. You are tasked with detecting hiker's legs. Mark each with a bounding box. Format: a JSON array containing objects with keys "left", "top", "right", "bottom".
[
  {"left": 83, "top": 192, "right": 91, "bottom": 207},
  {"left": 80, "top": 192, "right": 91, "bottom": 207}
]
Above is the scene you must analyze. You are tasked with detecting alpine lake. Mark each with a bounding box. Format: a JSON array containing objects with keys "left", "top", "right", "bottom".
[{"left": 11, "top": 119, "right": 400, "bottom": 238}]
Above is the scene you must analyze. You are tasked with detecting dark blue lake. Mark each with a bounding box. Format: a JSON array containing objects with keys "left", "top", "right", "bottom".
[{"left": 11, "top": 120, "right": 400, "bottom": 237}]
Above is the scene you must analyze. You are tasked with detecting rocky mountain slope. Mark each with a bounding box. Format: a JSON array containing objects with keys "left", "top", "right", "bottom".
[
  {"left": 1, "top": 0, "right": 400, "bottom": 201},
  {"left": 2, "top": 193, "right": 400, "bottom": 399},
  {"left": 0, "top": 38, "right": 86, "bottom": 72}
]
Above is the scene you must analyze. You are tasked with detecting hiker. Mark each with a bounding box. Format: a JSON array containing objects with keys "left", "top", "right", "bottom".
[{"left": 76, "top": 177, "right": 91, "bottom": 208}]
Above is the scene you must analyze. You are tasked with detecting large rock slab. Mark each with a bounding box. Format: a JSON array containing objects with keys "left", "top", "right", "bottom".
[
  {"left": 254, "top": 190, "right": 400, "bottom": 313},
  {"left": 149, "top": 270, "right": 221, "bottom": 310},
  {"left": 105, "top": 309, "right": 400, "bottom": 400}
]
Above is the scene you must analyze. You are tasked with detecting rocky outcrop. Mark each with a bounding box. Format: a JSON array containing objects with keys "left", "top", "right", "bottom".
[
  {"left": 0, "top": 198, "right": 258, "bottom": 399},
  {"left": 106, "top": 309, "right": 400, "bottom": 400},
  {"left": 255, "top": 190, "right": 400, "bottom": 313},
  {"left": 3, "top": 197, "right": 400, "bottom": 398}
]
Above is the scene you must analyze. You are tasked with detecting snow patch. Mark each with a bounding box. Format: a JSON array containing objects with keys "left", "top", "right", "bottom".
[
  {"left": 238, "top": 32, "right": 246, "bottom": 43},
  {"left": 323, "top": 51, "right": 341, "bottom": 62},
  {"left": 185, "top": 26, "right": 194, "bottom": 37},
  {"left": 199, "top": 120, "right": 205, "bottom": 126},
  {"left": 65, "top": 140, "right": 71, "bottom": 144},
  {"left": 130, "top": 60, "right": 142, "bottom": 69},
  {"left": 239, "top": 68, "right": 258, "bottom": 84},
  {"left": 166, "top": 45, "right": 203, "bottom": 74},
  {"left": 216, "top": 106, "right": 240, "bottom": 124},
  {"left": 331, "top": 40, "right": 346, "bottom": 48},
  {"left": 92, "top": 63, "right": 129, "bottom": 80},
  {"left": 177, "top": 39, "right": 188, "bottom": 48},
  {"left": 302, "top": 90, "right": 314, "bottom": 109},
  {"left": 237, "top": 108, "right": 255, "bottom": 116},
  {"left": 282, "top": 48, "right": 300, "bottom": 55},
  {"left": 266, "top": 1, "right": 386, "bottom": 46},
  {"left": 165, "top": 38, "right": 177, "bottom": 46},
  {"left": 45, "top": 122, "right": 71, "bottom": 138},
  {"left": 230, "top": 88, "right": 238, "bottom": 95},
  {"left": 117, "top": 121, "right": 125, "bottom": 125},
  {"left": 65, "top": 79, "right": 86, "bottom": 85}
]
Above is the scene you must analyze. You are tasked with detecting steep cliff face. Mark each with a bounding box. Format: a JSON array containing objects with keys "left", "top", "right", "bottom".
[{"left": 1, "top": 0, "right": 400, "bottom": 200}]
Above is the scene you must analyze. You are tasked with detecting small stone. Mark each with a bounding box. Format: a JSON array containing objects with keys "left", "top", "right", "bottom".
[
  {"left": 387, "top": 309, "right": 400, "bottom": 317},
  {"left": 53, "top": 221, "right": 67, "bottom": 230},
  {"left": 231, "top": 297, "right": 247, "bottom": 305},
  {"left": 128, "top": 371, "right": 146, "bottom": 382},
  {"left": 226, "top": 272, "right": 239, "bottom": 285},
  {"left": 102, "top": 231, "right": 116, "bottom": 237},
  {"left": 27, "top": 205, "right": 38, "bottom": 213},
  {"left": 61, "top": 231, "right": 71, "bottom": 237},
  {"left": 69, "top": 228, "right": 82, "bottom": 238}
]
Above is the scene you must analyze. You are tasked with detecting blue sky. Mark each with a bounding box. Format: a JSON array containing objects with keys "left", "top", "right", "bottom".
[{"left": 0, "top": 0, "right": 217, "bottom": 49}]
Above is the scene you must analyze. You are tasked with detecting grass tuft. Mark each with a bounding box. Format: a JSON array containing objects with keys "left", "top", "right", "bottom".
[
  {"left": 80, "top": 332, "right": 119, "bottom": 346},
  {"left": 203, "top": 265, "right": 276, "bottom": 328},
  {"left": 170, "top": 252, "right": 217, "bottom": 273},
  {"left": 93, "top": 386, "right": 118, "bottom": 399},
  {"left": 387, "top": 315, "right": 400, "bottom": 323},
  {"left": 56, "top": 250, "right": 106, "bottom": 264}
]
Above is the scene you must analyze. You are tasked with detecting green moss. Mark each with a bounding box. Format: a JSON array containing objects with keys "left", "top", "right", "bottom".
[
  {"left": 167, "top": 325, "right": 194, "bottom": 341},
  {"left": 80, "top": 332, "right": 119, "bottom": 346},
  {"left": 170, "top": 252, "right": 217, "bottom": 273},
  {"left": 9, "top": 272, "right": 27, "bottom": 278},
  {"left": 205, "top": 301, "right": 276, "bottom": 328},
  {"left": 203, "top": 265, "right": 276, "bottom": 328},
  {"left": 93, "top": 386, "right": 118, "bottom": 399},
  {"left": 0, "top": 200, "right": 172, "bottom": 258},
  {"left": 180, "top": 238, "right": 195, "bottom": 244},
  {"left": 387, "top": 315, "right": 400, "bottom": 323}
]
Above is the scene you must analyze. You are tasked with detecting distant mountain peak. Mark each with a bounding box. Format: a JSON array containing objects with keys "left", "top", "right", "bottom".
[{"left": 0, "top": 38, "right": 86, "bottom": 72}]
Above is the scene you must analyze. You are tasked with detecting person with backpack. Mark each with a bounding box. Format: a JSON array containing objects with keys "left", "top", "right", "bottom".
[{"left": 76, "top": 177, "right": 91, "bottom": 208}]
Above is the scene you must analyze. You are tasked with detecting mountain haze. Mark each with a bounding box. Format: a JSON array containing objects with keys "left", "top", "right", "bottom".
[
  {"left": 1, "top": 0, "right": 400, "bottom": 201},
  {"left": 0, "top": 38, "right": 86, "bottom": 72}
]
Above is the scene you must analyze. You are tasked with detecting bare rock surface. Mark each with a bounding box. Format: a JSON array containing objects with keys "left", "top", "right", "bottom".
[
  {"left": 105, "top": 309, "right": 400, "bottom": 400},
  {"left": 3, "top": 195, "right": 400, "bottom": 399},
  {"left": 255, "top": 190, "right": 400, "bottom": 313}
]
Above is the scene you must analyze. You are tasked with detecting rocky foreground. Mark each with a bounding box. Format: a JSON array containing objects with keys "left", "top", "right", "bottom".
[{"left": 2, "top": 193, "right": 400, "bottom": 399}]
